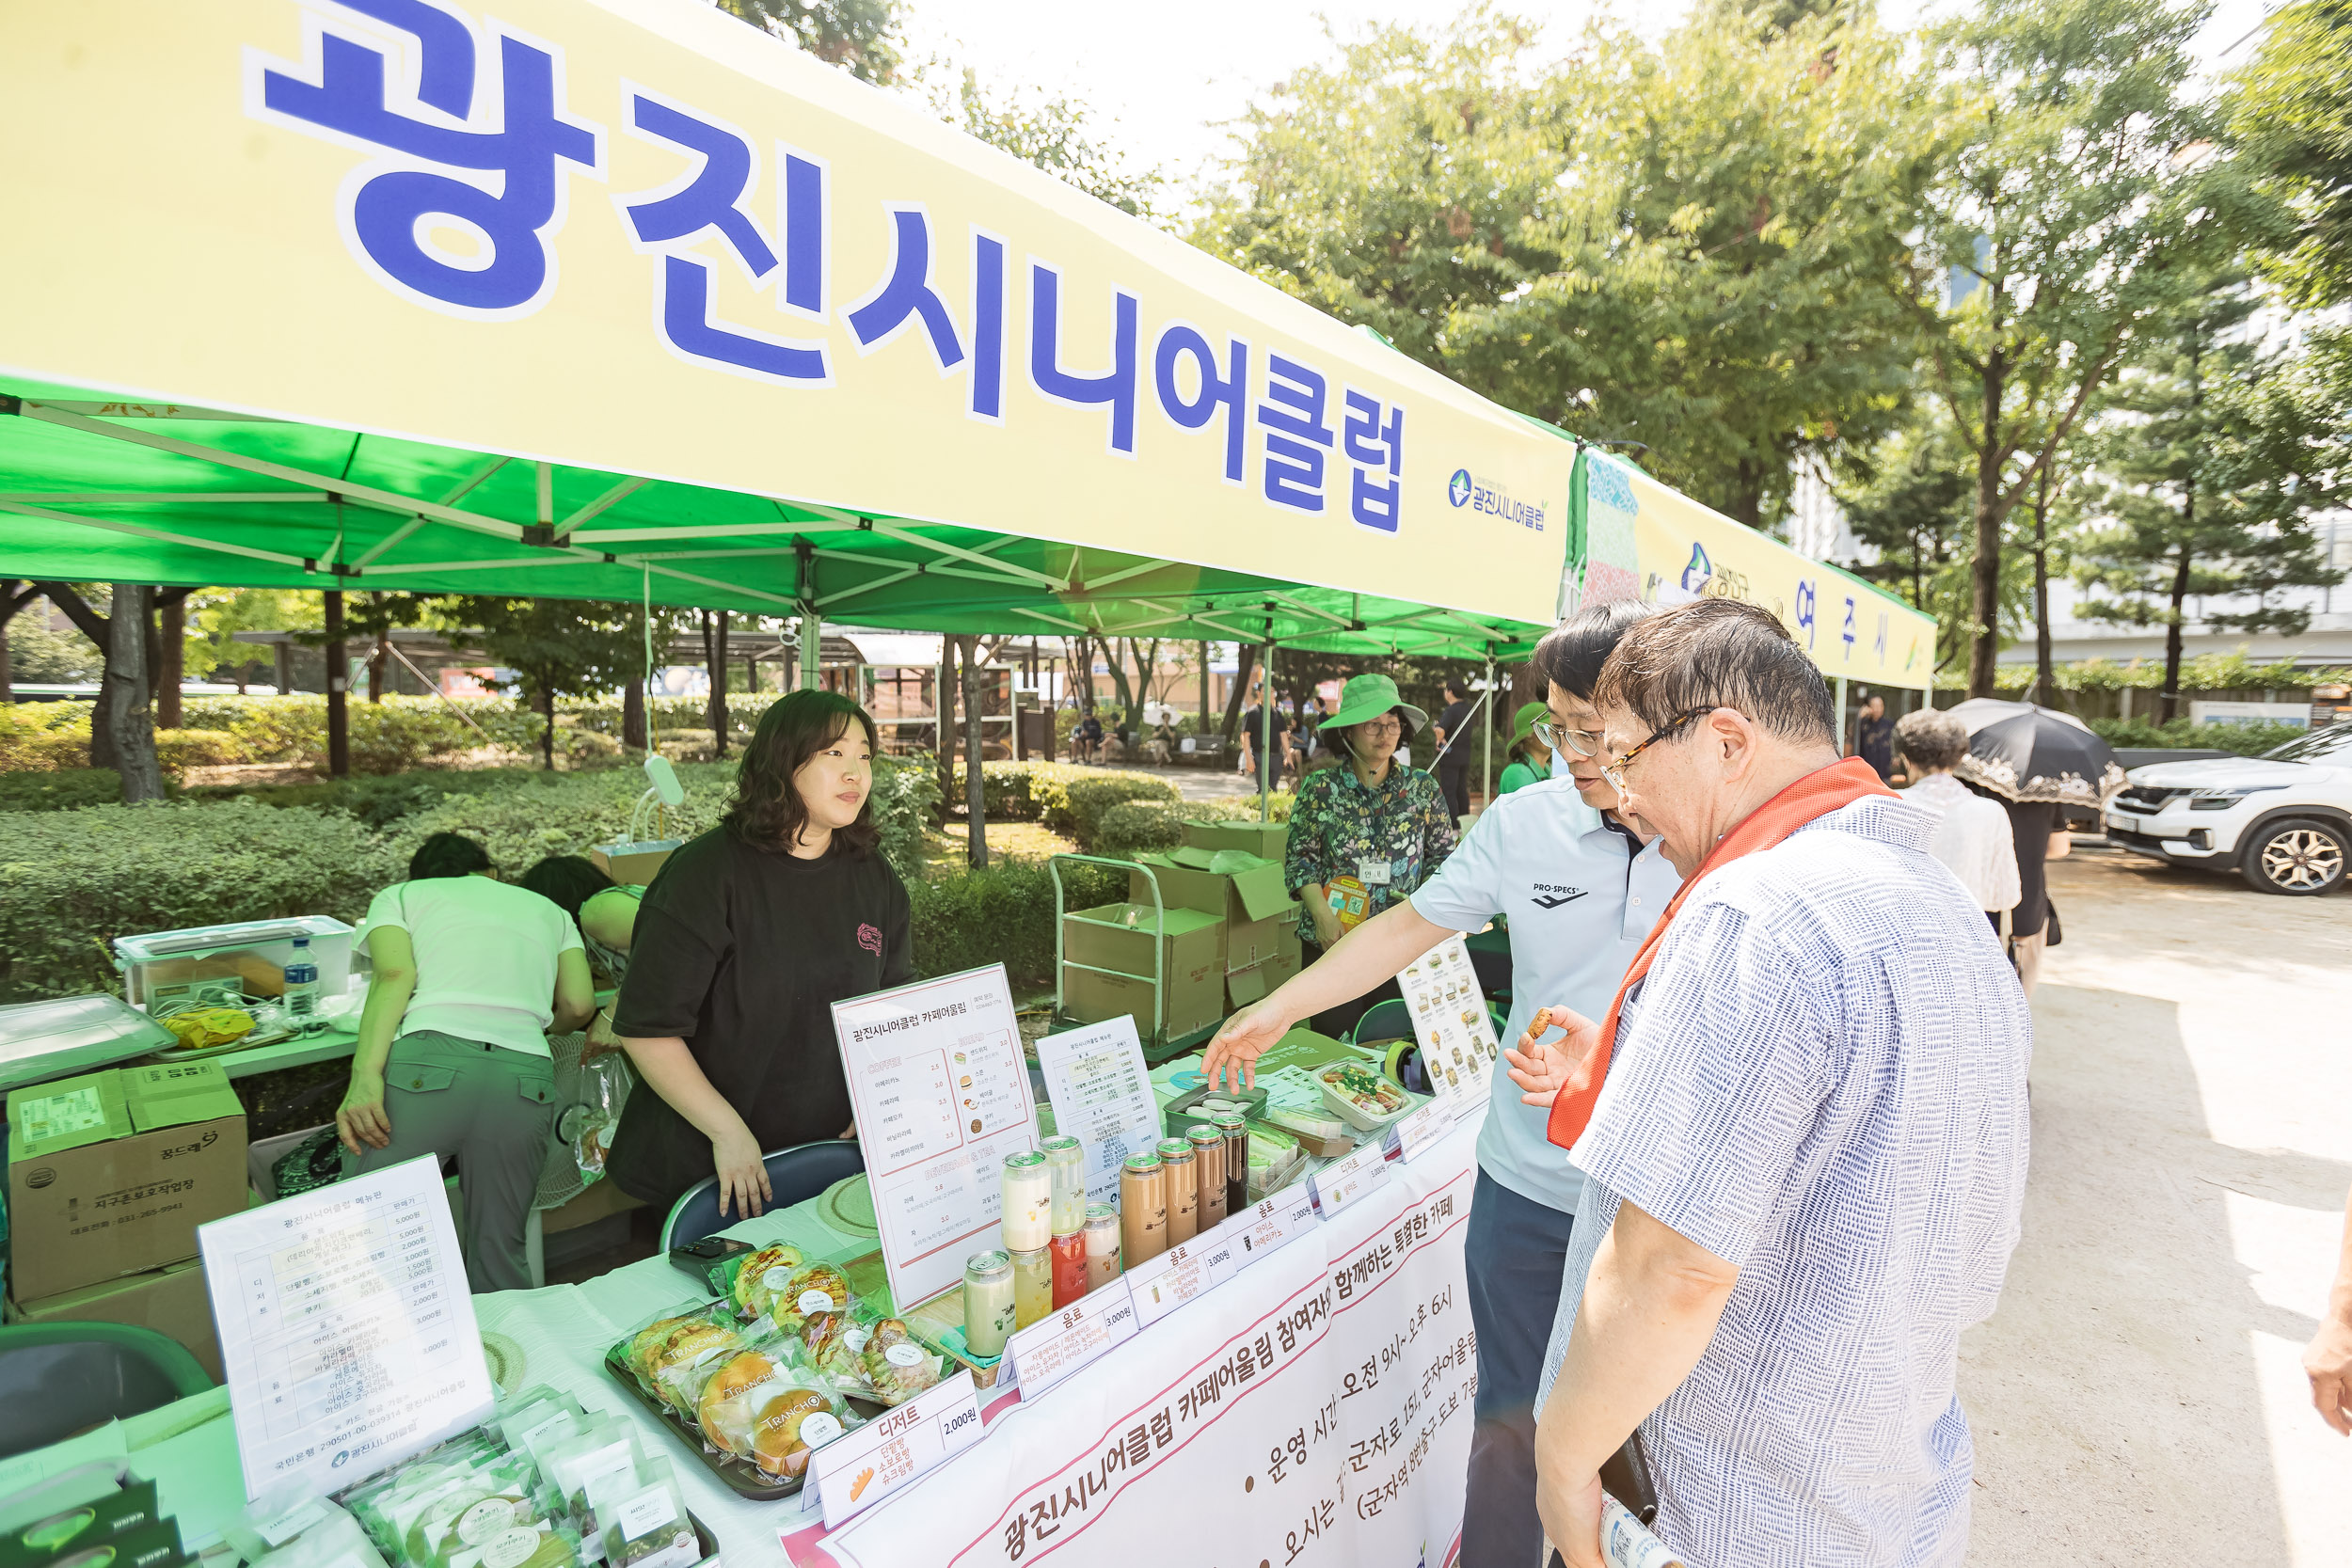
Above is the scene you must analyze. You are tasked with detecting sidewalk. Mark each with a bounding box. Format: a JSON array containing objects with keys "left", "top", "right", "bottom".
[{"left": 1959, "top": 847, "right": 2352, "bottom": 1566}]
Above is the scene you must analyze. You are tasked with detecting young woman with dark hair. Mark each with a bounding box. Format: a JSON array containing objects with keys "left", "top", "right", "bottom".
[
  {"left": 518, "top": 854, "right": 645, "bottom": 1051},
  {"left": 604, "top": 689, "right": 912, "bottom": 1220}
]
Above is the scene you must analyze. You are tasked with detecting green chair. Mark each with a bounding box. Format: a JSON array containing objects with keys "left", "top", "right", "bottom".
[{"left": 0, "top": 1323, "right": 214, "bottom": 1458}]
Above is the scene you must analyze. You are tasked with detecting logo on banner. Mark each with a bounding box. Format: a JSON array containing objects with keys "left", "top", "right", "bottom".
[
  {"left": 1445, "top": 468, "right": 1546, "bottom": 531},
  {"left": 1448, "top": 468, "right": 1472, "bottom": 507}
]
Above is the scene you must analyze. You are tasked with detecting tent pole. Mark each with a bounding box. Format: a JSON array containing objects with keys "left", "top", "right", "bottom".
[
  {"left": 1260, "top": 635, "right": 1274, "bottom": 823},
  {"left": 1835, "top": 675, "right": 1850, "bottom": 755},
  {"left": 1482, "top": 650, "right": 1496, "bottom": 813}
]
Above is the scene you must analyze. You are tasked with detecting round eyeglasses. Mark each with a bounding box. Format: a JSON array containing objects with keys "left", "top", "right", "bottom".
[{"left": 1599, "top": 706, "right": 1715, "bottom": 792}]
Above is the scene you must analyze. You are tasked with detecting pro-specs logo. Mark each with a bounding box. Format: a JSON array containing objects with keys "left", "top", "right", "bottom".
[{"left": 1529, "top": 884, "right": 1588, "bottom": 910}]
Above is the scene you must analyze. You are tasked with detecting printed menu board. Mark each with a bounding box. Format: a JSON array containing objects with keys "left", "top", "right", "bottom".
[
  {"left": 1392, "top": 935, "right": 1500, "bottom": 1111},
  {"left": 834, "top": 964, "right": 1039, "bottom": 1309},
  {"left": 199, "top": 1154, "right": 494, "bottom": 1503},
  {"left": 1033, "top": 1017, "right": 1160, "bottom": 1203}
]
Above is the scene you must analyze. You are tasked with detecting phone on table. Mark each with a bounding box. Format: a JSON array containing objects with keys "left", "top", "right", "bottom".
[{"left": 666, "top": 1236, "right": 752, "bottom": 1283}]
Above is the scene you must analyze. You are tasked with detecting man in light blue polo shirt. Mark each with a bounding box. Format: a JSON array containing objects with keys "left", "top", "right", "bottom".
[{"left": 1203, "top": 601, "right": 1677, "bottom": 1568}]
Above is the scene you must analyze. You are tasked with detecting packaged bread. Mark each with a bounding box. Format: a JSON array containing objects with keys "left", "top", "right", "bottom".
[
  {"left": 746, "top": 1384, "right": 854, "bottom": 1481},
  {"left": 620, "top": 1305, "right": 743, "bottom": 1412},
  {"left": 727, "top": 1243, "right": 806, "bottom": 1319},
  {"left": 770, "top": 1259, "right": 853, "bottom": 1336},
  {"left": 796, "top": 1307, "right": 875, "bottom": 1399},
  {"left": 691, "top": 1346, "right": 796, "bottom": 1459},
  {"left": 858, "top": 1318, "right": 945, "bottom": 1406}
]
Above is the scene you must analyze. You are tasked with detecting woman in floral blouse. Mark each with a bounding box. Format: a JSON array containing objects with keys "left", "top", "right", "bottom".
[{"left": 1284, "top": 673, "right": 1458, "bottom": 1037}]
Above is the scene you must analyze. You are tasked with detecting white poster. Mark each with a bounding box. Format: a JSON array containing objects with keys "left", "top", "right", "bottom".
[
  {"left": 1392, "top": 936, "right": 1500, "bottom": 1112},
  {"left": 1033, "top": 1018, "right": 1161, "bottom": 1204},
  {"left": 787, "top": 1124, "right": 1481, "bottom": 1568},
  {"left": 834, "top": 964, "right": 1039, "bottom": 1310},
  {"left": 199, "top": 1154, "right": 494, "bottom": 1504}
]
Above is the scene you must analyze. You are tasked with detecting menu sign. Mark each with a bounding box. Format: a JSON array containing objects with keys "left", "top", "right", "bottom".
[
  {"left": 1308, "top": 1140, "right": 1390, "bottom": 1218},
  {"left": 1033, "top": 1017, "right": 1161, "bottom": 1203},
  {"left": 1230, "top": 1183, "right": 1317, "bottom": 1272},
  {"left": 199, "top": 1154, "right": 493, "bottom": 1503},
  {"left": 1392, "top": 935, "right": 1500, "bottom": 1111},
  {"left": 1123, "top": 1230, "right": 1239, "bottom": 1330},
  {"left": 1008, "top": 1278, "right": 1137, "bottom": 1396},
  {"left": 834, "top": 965, "right": 1039, "bottom": 1309},
  {"left": 808, "top": 1369, "right": 983, "bottom": 1528}
]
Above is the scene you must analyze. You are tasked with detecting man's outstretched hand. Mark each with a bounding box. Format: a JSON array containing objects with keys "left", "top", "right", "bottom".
[
  {"left": 1200, "top": 999, "right": 1293, "bottom": 1092},
  {"left": 1504, "top": 1005, "right": 1602, "bottom": 1108}
]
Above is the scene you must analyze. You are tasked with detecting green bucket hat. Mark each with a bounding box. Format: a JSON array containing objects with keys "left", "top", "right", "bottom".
[
  {"left": 1511, "top": 701, "right": 1549, "bottom": 745},
  {"left": 1323, "top": 673, "right": 1429, "bottom": 734}
]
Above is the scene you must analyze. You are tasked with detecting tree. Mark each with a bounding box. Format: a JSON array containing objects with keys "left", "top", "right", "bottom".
[
  {"left": 0, "top": 581, "right": 46, "bottom": 701},
  {"left": 939, "top": 70, "right": 1164, "bottom": 220},
  {"left": 437, "top": 597, "right": 646, "bottom": 769},
  {"left": 1907, "top": 0, "right": 2256, "bottom": 696},
  {"left": 182, "top": 588, "right": 320, "bottom": 693},
  {"left": 2231, "top": 0, "right": 2352, "bottom": 309},
  {"left": 716, "top": 0, "right": 899, "bottom": 83},
  {"left": 34, "top": 582, "right": 187, "bottom": 789},
  {"left": 958, "top": 634, "right": 988, "bottom": 867},
  {"left": 2073, "top": 277, "right": 2339, "bottom": 719}
]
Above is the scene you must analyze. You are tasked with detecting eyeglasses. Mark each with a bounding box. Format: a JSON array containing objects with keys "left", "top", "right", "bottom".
[
  {"left": 1532, "top": 719, "right": 1603, "bottom": 757},
  {"left": 1600, "top": 706, "right": 1716, "bottom": 791},
  {"left": 1356, "top": 718, "right": 1403, "bottom": 736}
]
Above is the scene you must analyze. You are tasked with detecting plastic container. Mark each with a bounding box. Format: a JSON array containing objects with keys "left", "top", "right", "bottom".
[{"left": 114, "top": 916, "right": 356, "bottom": 1014}]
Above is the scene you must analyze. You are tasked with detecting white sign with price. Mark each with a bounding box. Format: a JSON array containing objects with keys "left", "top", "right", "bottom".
[
  {"left": 1123, "top": 1228, "right": 1240, "bottom": 1329},
  {"left": 1007, "top": 1277, "right": 1137, "bottom": 1396},
  {"left": 807, "top": 1370, "right": 984, "bottom": 1528},
  {"left": 1033, "top": 1017, "right": 1161, "bottom": 1204},
  {"left": 1382, "top": 1099, "right": 1455, "bottom": 1164},
  {"left": 1229, "top": 1182, "right": 1317, "bottom": 1271},
  {"left": 1308, "top": 1140, "right": 1390, "bottom": 1217}
]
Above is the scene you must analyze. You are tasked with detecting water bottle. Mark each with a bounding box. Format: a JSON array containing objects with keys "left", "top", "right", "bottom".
[{"left": 284, "top": 937, "right": 320, "bottom": 1032}]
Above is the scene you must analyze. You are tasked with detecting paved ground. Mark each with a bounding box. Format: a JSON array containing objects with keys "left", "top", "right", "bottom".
[{"left": 1960, "top": 844, "right": 2352, "bottom": 1566}]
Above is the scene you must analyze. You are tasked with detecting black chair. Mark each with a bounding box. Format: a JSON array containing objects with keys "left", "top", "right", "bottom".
[{"left": 659, "top": 1139, "right": 866, "bottom": 1250}]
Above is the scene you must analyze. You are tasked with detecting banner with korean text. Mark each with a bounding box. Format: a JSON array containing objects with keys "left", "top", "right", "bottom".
[
  {"left": 786, "top": 1121, "right": 1481, "bottom": 1568},
  {"left": 0, "top": 0, "right": 1574, "bottom": 627},
  {"left": 1579, "top": 451, "right": 1937, "bottom": 690}
]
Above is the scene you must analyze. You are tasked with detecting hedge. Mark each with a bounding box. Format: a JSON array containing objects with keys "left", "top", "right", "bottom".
[
  {"left": 1936, "top": 650, "right": 2352, "bottom": 694},
  {"left": 2086, "top": 719, "right": 2309, "bottom": 757},
  {"left": 0, "top": 768, "right": 141, "bottom": 813},
  {"left": 906, "top": 857, "right": 1121, "bottom": 990},
  {"left": 15, "top": 695, "right": 556, "bottom": 774}
]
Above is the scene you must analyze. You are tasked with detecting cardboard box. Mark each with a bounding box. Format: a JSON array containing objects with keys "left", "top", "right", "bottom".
[
  {"left": 1225, "top": 928, "right": 1305, "bottom": 1007},
  {"left": 6, "top": 1062, "right": 249, "bottom": 1300},
  {"left": 6, "top": 1259, "right": 223, "bottom": 1384},
  {"left": 1127, "top": 849, "right": 1300, "bottom": 974},
  {"left": 1060, "top": 903, "right": 1225, "bottom": 1041},
  {"left": 1179, "top": 819, "right": 1290, "bottom": 860},
  {"left": 591, "top": 838, "right": 681, "bottom": 887}
]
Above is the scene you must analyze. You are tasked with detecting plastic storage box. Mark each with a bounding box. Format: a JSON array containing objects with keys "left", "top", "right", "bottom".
[{"left": 113, "top": 916, "right": 356, "bottom": 1013}]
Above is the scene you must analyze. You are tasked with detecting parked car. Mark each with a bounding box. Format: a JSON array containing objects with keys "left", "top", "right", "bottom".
[{"left": 2103, "top": 723, "right": 2352, "bottom": 895}]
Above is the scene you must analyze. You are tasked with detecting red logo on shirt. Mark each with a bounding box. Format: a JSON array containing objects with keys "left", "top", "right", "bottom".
[{"left": 856, "top": 922, "right": 883, "bottom": 956}]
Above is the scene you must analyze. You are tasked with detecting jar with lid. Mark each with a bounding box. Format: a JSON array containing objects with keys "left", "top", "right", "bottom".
[
  {"left": 1083, "top": 1203, "right": 1121, "bottom": 1290},
  {"left": 962, "top": 1251, "right": 1016, "bottom": 1360},
  {"left": 1187, "top": 1123, "right": 1228, "bottom": 1229},
  {"left": 1118, "top": 1151, "right": 1168, "bottom": 1266},
  {"left": 1154, "top": 1137, "right": 1198, "bottom": 1245},
  {"left": 1213, "top": 1112, "right": 1248, "bottom": 1217},
  {"left": 1041, "top": 1134, "right": 1087, "bottom": 1235},
  {"left": 1009, "top": 1245, "right": 1053, "bottom": 1329},
  {"left": 1001, "top": 1150, "right": 1052, "bottom": 1253}
]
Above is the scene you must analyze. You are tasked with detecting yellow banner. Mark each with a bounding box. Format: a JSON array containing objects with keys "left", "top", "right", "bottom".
[
  {"left": 1581, "top": 452, "right": 1936, "bottom": 690},
  {"left": 0, "top": 0, "right": 1574, "bottom": 626}
]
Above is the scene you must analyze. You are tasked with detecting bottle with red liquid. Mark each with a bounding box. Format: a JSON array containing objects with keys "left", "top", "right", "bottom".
[{"left": 1049, "top": 1228, "right": 1089, "bottom": 1307}]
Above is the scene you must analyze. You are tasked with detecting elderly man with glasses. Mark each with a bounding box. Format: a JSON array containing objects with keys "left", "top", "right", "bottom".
[
  {"left": 1204, "top": 601, "right": 1678, "bottom": 1568},
  {"left": 1506, "top": 598, "right": 2031, "bottom": 1568}
]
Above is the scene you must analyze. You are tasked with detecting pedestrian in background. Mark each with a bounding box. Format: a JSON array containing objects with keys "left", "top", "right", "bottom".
[
  {"left": 1897, "top": 709, "right": 2021, "bottom": 936},
  {"left": 1509, "top": 599, "right": 2030, "bottom": 1568},
  {"left": 1436, "top": 675, "right": 1475, "bottom": 822},
  {"left": 1498, "top": 700, "right": 1553, "bottom": 796},
  {"left": 1851, "top": 689, "right": 1896, "bottom": 782}
]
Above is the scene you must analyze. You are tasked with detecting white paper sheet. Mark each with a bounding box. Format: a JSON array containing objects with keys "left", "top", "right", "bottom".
[
  {"left": 198, "top": 1153, "right": 493, "bottom": 1504},
  {"left": 1033, "top": 1017, "right": 1161, "bottom": 1204},
  {"left": 834, "top": 964, "right": 1039, "bottom": 1309},
  {"left": 1391, "top": 935, "right": 1501, "bottom": 1111}
]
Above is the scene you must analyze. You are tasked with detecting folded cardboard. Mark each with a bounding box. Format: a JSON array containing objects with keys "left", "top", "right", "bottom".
[
  {"left": 5, "top": 1259, "right": 223, "bottom": 1384},
  {"left": 1225, "top": 928, "right": 1304, "bottom": 1007},
  {"left": 1060, "top": 902, "right": 1224, "bottom": 1041},
  {"left": 5, "top": 1061, "right": 248, "bottom": 1300},
  {"left": 1179, "top": 819, "right": 1290, "bottom": 860},
  {"left": 1128, "top": 848, "right": 1300, "bottom": 974}
]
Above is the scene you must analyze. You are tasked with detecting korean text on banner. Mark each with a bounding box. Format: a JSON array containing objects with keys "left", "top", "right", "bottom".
[
  {"left": 199, "top": 1153, "right": 494, "bottom": 1504},
  {"left": 834, "top": 964, "right": 1038, "bottom": 1310}
]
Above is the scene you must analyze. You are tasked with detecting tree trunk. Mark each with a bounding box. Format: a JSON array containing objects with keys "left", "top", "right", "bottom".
[
  {"left": 1967, "top": 350, "right": 2008, "bottom": 698},
  {"left": 1219, "top": 643, "right": 1257, "bottom": 743},
  {"left": 960, "top": 634, "right": 988, "bottom": 868},
  {"left": 0, "top": 581, "right": 31, "bottom": 705},
  {"left": 105, "top": 583, "right": 165, "bottom": 802},
  {"left": 1197, "top": 641, "right": 1212, "bottom": 732},
  {"left": 704, "top": 610, "right": 730, "bottom": 758},
  {"left": 2161, "top": 546, "right": 2191, "bottom": 724},
  {"left": 2032, "top": 466, "right": 2054, "bottom": 705},
  {"left": 1094, "top": 635, "right": 1137, "bottom": 741},
  {"left": 324, "top": 589, "right": 349, "bottom": 777},
  {"left": 540, "top": 686, "right": 557, "bottom": 770},
  {"left": 35, "top": 584, "right": 116, "bottom": 767},
  {"left": 157, "top": 594, "right": 184, "bottom": 729},
  {"left": 936, "top": 636, "right": 958, "bottom": 812},
  {"left": 623, "top": 676, "right": 647, "bottom": 751}
]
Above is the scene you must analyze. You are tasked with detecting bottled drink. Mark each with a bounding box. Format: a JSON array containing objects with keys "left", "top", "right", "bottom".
[{"left": 283, "top": 938, "right": 321, "bottom": 1031}]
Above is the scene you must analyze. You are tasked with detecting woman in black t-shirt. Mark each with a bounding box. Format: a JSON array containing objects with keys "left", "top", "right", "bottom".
[{"left": 607, "top": 689, "right": 912, "bottom": 1219}]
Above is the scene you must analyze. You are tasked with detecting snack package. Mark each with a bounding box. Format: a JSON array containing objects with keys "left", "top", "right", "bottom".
[
  {"left": 796, "top": 1309, "right": 876, "bottom": 1400},
  {"left": 495, "top": 1387, "right": 584, "bottom": 1450},
  {"left": 726, "top": 1244, "right": 805, "bottom": 1319},
  {"left": 618, "top": 1305, "right": 743, "bottom": 1412},
  {"left": 439, "top": 1516, "right": 581, "bottom": 1568},
  {"left": 250, "top": 1508, "right": 390, "bottom": 1568},
  {"left": 858, "top": 1319, "right": 945, "bottom": 1406},
  {"left": 228, "top": 1493, "right": 362, "bottom": 1564},
  {"left": 344, "top": 1437, "right": 513, "bottom": 1563},
  {"left": 570, "top": 1053, "right": 631, "bottom": 1185},
  {"left": 769, "top": 1260, "right": 852, "bottom": 1337},
  {"left": 541, "top": 1421, "right": 644, "bottom": 1539},
  {"left": 688, "top": 1346, "right": 805, "bottom": 1459},
  {"left": 400, "top": 1449, "right": 547, "bottom": 1568},
  {"left": 586, "top": 1461, "right": 696, "bottom": 1568},
  {"left": 745, "top": 1382, "right": 855, "bottom": 1482}
]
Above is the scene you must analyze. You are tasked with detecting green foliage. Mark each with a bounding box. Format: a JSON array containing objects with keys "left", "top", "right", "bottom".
[
  {"left": 181, "top": 588, "right": 317, "bottom": 684},
  {"left": 434, "top": 597, "right": 646, "bottom": 769},
  {"left": 7, "top": 620, "right": 101, "bottom": 683},
  {"left": 1051, "top": 773, "right": 1182, "bottom": 847},
  {"left": 1092, "top": 800, "right": 1187, "bottom": 860},
  {"left": 2087, "top": 719, "right": 2312, "bottom": 755},
  {"left": 905, "top": 858, "right": 1122, "bottom": 989},
  {"left": 942, "top": 71, "right": 1163, "bottom": 220},
  {"left": 866, "top": 754, "right": 940, "bottom": 884},
  {"left": 0, "top": 705, "right": 92, "bottom": 771},
  {"left": 1933, "top": 650, "right": 2352, "bottom": 692},
  {"left": 2230, "top": 0, "right": 2352, "bottom": 309},
  {"left": 152, "top": 729, "right": 249, "bottom": 773},
  {"left": 718, "top": 0, "right": 900, "bottom": 84},
  {"left": 0, "top": 768, "right": 132, "bottom": 813},
  {"left": 0, "top": 800, "right": 400, "bottom": 1002}
]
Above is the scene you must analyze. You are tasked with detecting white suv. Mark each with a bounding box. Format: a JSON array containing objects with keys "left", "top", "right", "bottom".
[{"left": 2103, "top": 723, "right": 2352, "bottom": 895}]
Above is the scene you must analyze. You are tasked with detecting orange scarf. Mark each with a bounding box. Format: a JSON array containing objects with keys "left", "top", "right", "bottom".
[{"left": 1545, "top": 757, "right": 1898, "bottom": 1151}]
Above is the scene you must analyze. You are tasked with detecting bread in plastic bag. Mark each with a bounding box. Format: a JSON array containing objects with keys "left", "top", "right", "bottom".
[
  {"left": 859, "top": 1318, "right": 945, "bottom": 1406},
  {"left": 726, "top": 1243, "right": 806, "bottom": 1319}
]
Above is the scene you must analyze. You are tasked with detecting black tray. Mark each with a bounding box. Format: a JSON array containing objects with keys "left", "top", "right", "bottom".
[{"left": 603, "top": 1341, "right": 883, "bottom": 1501}]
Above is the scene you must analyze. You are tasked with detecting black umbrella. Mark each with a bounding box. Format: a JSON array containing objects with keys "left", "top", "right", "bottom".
[{"left": 1946, "top": 698, "right": 2125, "bottom": 807}]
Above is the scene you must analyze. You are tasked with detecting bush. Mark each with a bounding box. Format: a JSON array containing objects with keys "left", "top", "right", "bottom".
[
  {"left": 0, "top": 800, "right": 401, "bottom": 1002},
  {"left": 0, "top": 768, "right": 132, "bottom": 813},
  {"left": 907, "top": 857, "right": 1122, "bottom": 990},
  {"left": 1092, "top": 800, "right": 1187, "bottom": 860},
  {"left": 944, "top": 760, "right": 1095, "bottom": 822},
  {"left": 1051, "top": 772, "right": 1181, "bottom": 846},
  {"left": 175, "top": 694, "right": 545, "bottom": 772},
  {"left": 867, "top": 755, "right": 940, "bottom": 884},
  {"left": 2088, "top": 719, "right": 2309, "bottom": 757},
  {"left": 154, "top": 728, "right": 249, "bottom": 773}
]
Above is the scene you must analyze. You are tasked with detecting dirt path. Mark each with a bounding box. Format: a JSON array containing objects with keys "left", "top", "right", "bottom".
[{"left": 1959, "top": 845, "right": 2352, "bottom": 1566}]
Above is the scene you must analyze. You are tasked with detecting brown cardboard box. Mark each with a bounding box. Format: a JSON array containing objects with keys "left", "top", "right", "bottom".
[
  {"left": 1128, "top": 849, "right": 1300, "bottom": 974},
  {"left": 7, "top": 1259, "right": 222, "bottom": 1383},
  {"left": 590, "top": 839, "right": 680, "bottom": 886},
  {"left": 1225, "top": 927, "right": 1305, "bottom": 1007},
  {"left": 1179, "top": 819, "right": 1290, "bottom": 860},
  {"left": 1060, "top": 902, "right": 1225, "bottom": 1041},
  {"left": 6, "top": 1061, "right": 249, "bottom": 1300}
]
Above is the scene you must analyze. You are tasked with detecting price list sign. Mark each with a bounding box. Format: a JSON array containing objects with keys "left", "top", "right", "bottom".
[
  {"left": 1392, "top": 935, "right": 1501, "bottom": 1113},
  {"left": 199, "top": 1154, "right": 494, "bottom": 1504},
  {"left": 808, "top": 1370, "right": 984, "bottom": 1528},
  {"left": 1123, "top": 1229, "right": 1239, "bottom": 1330},
  {"left": 1007, "top": 1278, "right": 1137, "bottom": 1397},
  {"left": 834, "top": 964, "right": 1040, "bottom": 1309},
  {"left": 1033, "top": 1017, "right": 1161, "bottom": 1204}
]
